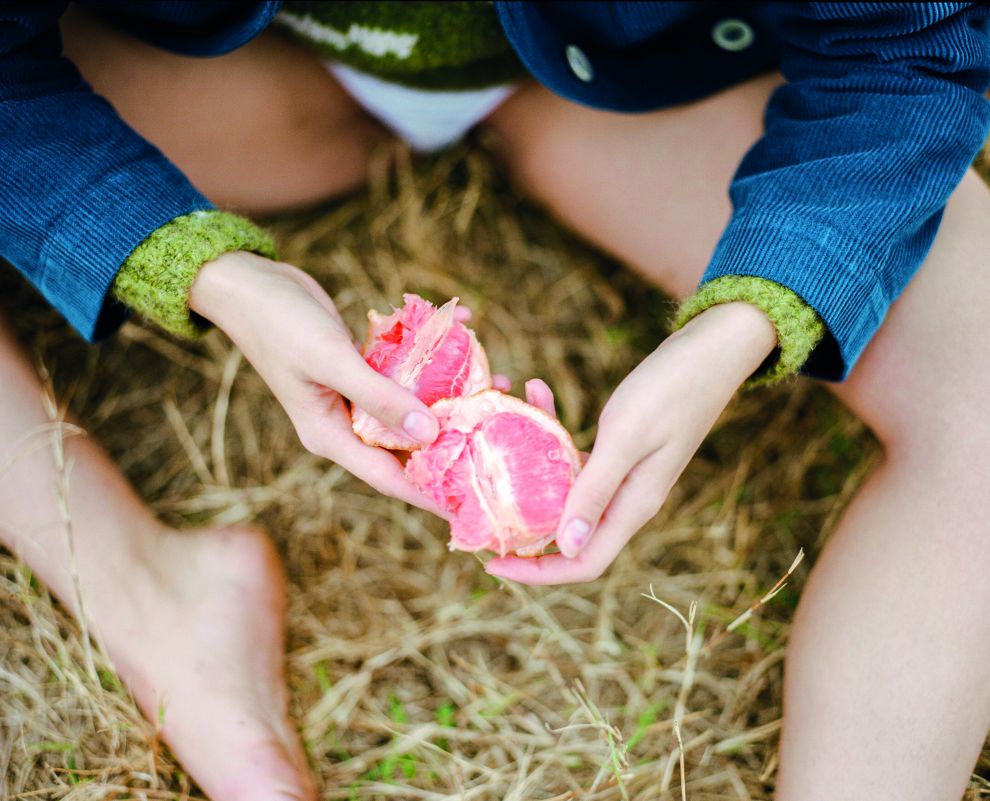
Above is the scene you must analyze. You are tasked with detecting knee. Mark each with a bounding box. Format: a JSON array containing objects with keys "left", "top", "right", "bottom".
[
  {"left": 482, "top": 84, "right": 583, "bottom": 206},
  {"left": 835, "top": 168, "right": 990, "bottom": 458},
  {"left": 481, "top": 82, "right": 746, "bottom": 298},
  {"left": 230, "top": 108, "right": 387, "bottom": 216},
  {"left": 854, "top": 381, "right": 989, "bottom": 477},
  {"left": 61, "top": 7, "right": 388, "bottom": 215}
]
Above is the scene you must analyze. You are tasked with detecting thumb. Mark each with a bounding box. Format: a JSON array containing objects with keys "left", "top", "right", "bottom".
[
  {"left": 556, "top": 442, "right": 634, "bottom": 558},
  {"left": 326, "top": 346, "right": 439, "bottom": 445}
]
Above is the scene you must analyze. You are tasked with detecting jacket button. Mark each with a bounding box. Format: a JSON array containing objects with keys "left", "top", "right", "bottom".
[
  {"left": 565, "top": 44, "right": 594, "bottom": 82},
  {"left": 711, "top": 18, "right": 754, "bottom": 52}
]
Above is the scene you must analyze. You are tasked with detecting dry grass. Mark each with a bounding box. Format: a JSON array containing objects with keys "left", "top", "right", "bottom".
[{"left": 2, "top": 140, "right": 989, "bottom": 800}]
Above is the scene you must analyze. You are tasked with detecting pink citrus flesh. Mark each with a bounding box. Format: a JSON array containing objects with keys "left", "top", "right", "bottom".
[
  {"left": 351, "top": 294, "right": 491, "bottom": 450},
  {"left": 406, "top": 391, "right": 581, "bottom": 556}
]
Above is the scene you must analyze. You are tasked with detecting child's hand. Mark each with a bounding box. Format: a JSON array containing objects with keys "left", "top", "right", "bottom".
[
  {"left": 189, "top": 251, "right": 444, "bottom": 514},
  {"left": 486, "top": 302, "right": 777, "bottom": 585}
]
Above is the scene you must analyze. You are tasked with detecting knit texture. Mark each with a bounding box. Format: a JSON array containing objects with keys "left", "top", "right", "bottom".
[
  {"left": 675, "top": 276, "right": 825, "bottom": 387},
  {"left": 275, "top": 1, "right": 524, "bottom": 89},
  {"left": 112, "top": 211, "right": 276, "bottom": 340}
]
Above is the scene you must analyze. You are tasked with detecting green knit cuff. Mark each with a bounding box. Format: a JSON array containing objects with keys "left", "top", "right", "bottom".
[
  {"left": 673, "top": 276, "right": 826, "bottom": 388},
  {"left": 112, "top": 210, "right": 277, "bottom": 340}
]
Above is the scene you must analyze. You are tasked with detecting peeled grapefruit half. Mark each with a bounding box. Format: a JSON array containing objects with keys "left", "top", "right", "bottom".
[
  {"left": 351, "top": 294, "right": 491, "bottom": 450},
  {"left": 405, "top": 390, "right": 582, "bottom": 556}
]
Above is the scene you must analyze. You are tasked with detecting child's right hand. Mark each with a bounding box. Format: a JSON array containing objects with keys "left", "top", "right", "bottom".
[
  {"left": 189, "top": 251, "right": 444, "bottom": 515},
  {"left": 487, "top": 302, "right": 777, "bottom": 585}
]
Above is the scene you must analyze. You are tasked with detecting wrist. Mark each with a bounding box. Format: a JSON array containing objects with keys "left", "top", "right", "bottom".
[
  {"left": 674, "top": 301, "right": 777, "bottom": 386},
  {"left": 188, "top": 250, "right": 275, "bottom": 329},
  {"left": 112, "top": 211, "right": 276, "bottom": 340},
  {"left": 674, "top": 277, "right": 825, "bottom": 387},
  {"left": 683, "top": 301, "right": 776, "bottom": 354}
]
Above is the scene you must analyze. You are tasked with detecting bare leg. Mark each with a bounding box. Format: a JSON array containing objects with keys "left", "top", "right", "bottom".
[
  {"left": 0, "top": 315, "right": 315, "bottom": 798},
  {"left": 776, "top": 172, "right": 990, "bottom": 801},
  {"left": 1, "top": 10, "right": 390, "bottom": 798},
  {"left": 487, "top": 81, "right": 990, "bottom": 799},
  {"left": 60, "top": 5, "right": 389, "bottom": 214}
]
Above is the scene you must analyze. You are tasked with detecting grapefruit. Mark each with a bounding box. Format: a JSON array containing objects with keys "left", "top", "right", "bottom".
[
  {"left": 406, "top": 391, "right": 581, "bottom": 556},
  {"left": 351, "top": 294, "right": 490, "bottom": 449}
]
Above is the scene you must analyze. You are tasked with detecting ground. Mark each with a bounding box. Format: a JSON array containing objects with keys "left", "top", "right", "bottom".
[{"left": 1, "top": 140, "right": 988, "bottom": 800}]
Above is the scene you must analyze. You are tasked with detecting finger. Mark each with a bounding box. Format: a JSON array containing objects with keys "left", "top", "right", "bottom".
[
  {"left": 486, "top": 461, "right": 663, "bottom": 585},
  {"left": 553, "top": 433, "right": 645, "bottom": 558},
  {"left": 337, "top": 440, "right": 446, "bottom": 515},
  {"left": 524, "top": 379, "right": 556, "bottom": 417},
  {"left": 453, "top": 306, "right": 472, "bottom": 323},
  {"left": 492, "top": 374, "right": 512, "bottom": 392},
  {"left": 298, "top": 398, "right": 447, "bottom": 516},
  {"left": 320, "top": 343, "right": 440, "bottom": 445}
]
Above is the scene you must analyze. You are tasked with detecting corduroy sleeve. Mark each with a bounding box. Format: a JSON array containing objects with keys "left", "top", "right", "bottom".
[
  {"left": 696, "top": 3, "right": 990, "bottom": 381},
  {"left": 0, "top": 3, "right": 216, "bottom": 341}
]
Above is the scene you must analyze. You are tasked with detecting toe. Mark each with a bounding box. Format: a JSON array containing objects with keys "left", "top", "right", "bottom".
[{"left": 189, "top": 733, "right": 316, "bottom": 801}]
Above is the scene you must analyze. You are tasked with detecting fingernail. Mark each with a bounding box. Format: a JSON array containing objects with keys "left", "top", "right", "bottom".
[
  {"left": 403, "top": 410, "right": 437, "bottom": 443},
  {"left": 559, "top": 518, "right": 590, "bottom": 557}
]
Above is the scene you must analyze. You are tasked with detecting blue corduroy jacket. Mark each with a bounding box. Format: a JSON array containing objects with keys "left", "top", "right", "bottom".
[{"left": 2, "top": 2, "right": 989, "bottom": 379}]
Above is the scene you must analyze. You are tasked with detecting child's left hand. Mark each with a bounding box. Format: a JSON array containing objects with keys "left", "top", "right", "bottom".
[
  {"left": 486, "top": 301, "right": 777, "bottom": 585},
  {"left": 189, "top": 251, "right": 446, "bottom": 514}
]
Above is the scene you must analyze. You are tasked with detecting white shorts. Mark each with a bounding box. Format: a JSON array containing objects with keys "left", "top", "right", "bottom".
[{"left": 326, "top": 61, "right": 517, "bottom": 153}]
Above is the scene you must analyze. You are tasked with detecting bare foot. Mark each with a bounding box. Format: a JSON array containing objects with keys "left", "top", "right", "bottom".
[
  {"left": 0, "top": 318, "right": 313, "bottom": 798},
  {"left": 88, "top": 525, "right": 315, "bottom": 800}
]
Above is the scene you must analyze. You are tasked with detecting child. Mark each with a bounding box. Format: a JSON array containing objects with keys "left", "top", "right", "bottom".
[{"left": 2, "top": 2, "right": 988, "bottom": 799}]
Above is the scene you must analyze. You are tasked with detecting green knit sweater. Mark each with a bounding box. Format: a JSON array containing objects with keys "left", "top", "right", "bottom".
[{"left": 273, "top": 1, "right": 525, "bottom": 89}]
